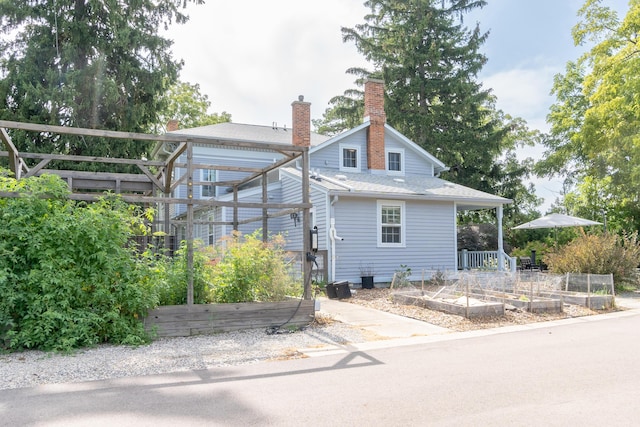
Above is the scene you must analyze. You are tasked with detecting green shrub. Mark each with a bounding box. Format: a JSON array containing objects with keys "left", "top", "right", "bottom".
[
  {"left": 0, "top": 171, "right": 157, "bottom": 351},
  {"left": 144, "top": 240, "right": 214, "bottom": 306},
  {"left": 544, "top": 231, "right": 640, "bottom": 284},
  {"left": 208, "top": 231, "right": 301, "bottom": 303}
]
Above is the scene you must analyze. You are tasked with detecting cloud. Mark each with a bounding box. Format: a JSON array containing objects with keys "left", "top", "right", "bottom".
[
  {"left": 164, "top": 0, "right": 368, "bottom": 126},
  {"left": 483, "top": 66, "right": 560, "bottom": 132}
]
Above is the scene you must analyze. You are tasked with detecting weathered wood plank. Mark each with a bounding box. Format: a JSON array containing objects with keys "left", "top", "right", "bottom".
[{"left": 143, "top": 300, "right": 315, "bottom": 337}]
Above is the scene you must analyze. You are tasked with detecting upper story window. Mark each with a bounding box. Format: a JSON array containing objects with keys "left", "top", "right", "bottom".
[
  {"left": 377, "top": 200, "right": 405, "bottom": 248},
  {"left": 340, "top": 144, "right": 360, "bottom": 172},
  {"left": 386, "top": 149, "right": 404, "bottom": 174},
  {"left": 201, "top": 169, "right": 216, "bottom": 197}
]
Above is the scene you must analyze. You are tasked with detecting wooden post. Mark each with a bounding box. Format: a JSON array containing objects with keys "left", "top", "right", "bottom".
[
  {"left": 587, "top": 273, "right": 591, "bottom": 309},
  {"left": 164, "top": 196, "right": 171, "bottom": 250},
  {"left": 302, "top": 147, "right": 312, "bottom": 300},
  {"left": 186, "top": 140, "right": 194, "bottom": 306},
  {"left": 465, "top": 278, "right": 470, "bottom": 319}
]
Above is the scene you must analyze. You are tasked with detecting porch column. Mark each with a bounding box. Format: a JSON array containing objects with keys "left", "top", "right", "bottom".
[{"left": 497, "top": 205, "right": 504, "bottom": 271}]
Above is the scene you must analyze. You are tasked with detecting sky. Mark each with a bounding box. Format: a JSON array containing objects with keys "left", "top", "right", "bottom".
[{"left": 164, "top": 0, "right": 630, "bottom": 213}]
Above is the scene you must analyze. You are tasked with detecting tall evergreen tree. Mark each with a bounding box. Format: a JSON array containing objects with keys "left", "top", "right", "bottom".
[
  {"left": 316, "top": 0, "right": 535, "bottom": 201},
  {"left": 0, "top": 0, "right": 203, "bottom": 165}
]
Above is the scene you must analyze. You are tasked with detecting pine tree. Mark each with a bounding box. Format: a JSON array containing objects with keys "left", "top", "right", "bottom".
[
  {"left": 0, "top": 0, "right": 203, "bottom": 167},
  {"left": 318, "top": 0, "right": 520, "bottom": 194}
]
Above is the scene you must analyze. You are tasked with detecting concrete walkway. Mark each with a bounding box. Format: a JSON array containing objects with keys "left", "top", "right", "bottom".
[{"left": 317, "top": 296, "right": 450, "bottom": 339}]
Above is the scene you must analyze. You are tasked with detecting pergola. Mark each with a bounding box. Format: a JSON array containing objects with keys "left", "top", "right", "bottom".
[{"left": 0, "top": 120, "right": 314, "bottom": 303}]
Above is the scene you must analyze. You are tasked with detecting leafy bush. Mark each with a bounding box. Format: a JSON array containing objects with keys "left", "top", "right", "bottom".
[
  {"left": 544, "top": 231, "right": 640, "bottom": 284},
  {"left": 143, "top": 240, "right": 214, "bottom": 306},
  {"left": 0, "top": 171, "right": 157, "bottom": 351},
  {"left": 208, "top": 231, "right": 301, "bottom": 303}
]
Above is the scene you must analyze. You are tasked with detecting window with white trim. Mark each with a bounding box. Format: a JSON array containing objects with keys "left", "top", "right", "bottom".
[
  {"left": 201, "top": 169, "right": 216, "bottom": 197},
  {"left": 377, "top": 200, "right": 405, "bottom": 247},
  {"left": 340, "top": 144, "right": 360, "bottom": 171},
  {"left": 386, "top": 149, "right": 404, "bottom": 174}
]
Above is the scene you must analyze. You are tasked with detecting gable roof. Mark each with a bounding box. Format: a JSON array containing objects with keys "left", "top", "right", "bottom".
[
  {"left": 169, "top": 122, "right": 330, "bottom": 147},
  {"left": 310, "top": 119, "right": 448, "bottom": 175},
  {"left": 281, "top": 167, "right": 511, "bottom": 210}
]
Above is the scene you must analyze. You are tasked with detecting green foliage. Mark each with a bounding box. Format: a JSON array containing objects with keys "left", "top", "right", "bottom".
[
  {"left": 144, "top": 241, "right": 214, "bottom": 306},
  {"left": 510, "top": 240, "right": 552, "bottom": 266},
  {"left": 394, "top": 264, "right": 412, "bottom": 287},
  {"left": 0, "top": 0, "right": 203, "bottom": 167},
  {"left": 154, "top": 81, "right": 231, "bottom": 133},
  {"left": 208, "top": 231, "right": 301, "bottom": 303},
  {"left": 541, "top": 1, "right": 640, "bottom": 231},
  {"left": 0, "top": 172, "right": 157, "bottom": 351},
  {"left": 544, "top": 231, "right": 640, "bottom": 284}
]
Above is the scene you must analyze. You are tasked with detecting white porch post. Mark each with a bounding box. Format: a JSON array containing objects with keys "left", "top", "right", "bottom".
[{"left": 497, "top": 205, "right": 504, "bottom": 271}]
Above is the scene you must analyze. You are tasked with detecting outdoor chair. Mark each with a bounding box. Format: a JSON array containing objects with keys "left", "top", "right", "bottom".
[{"left": 518, "top": 256, "right": 540, "bottom": 271}]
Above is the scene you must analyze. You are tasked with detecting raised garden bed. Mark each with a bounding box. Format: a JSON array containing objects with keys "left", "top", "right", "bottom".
[
  {"left": 392, "top": 291, "right": 505, "bottom": 319},
  {"left": 480, "top": 290, "right": 563, "bottom": 314},
  {"left": 535, "top": 290, "right": 614, "bottom": 310},
  {"left": 144, "top": 300, "right": 315, "bottom": 337}
]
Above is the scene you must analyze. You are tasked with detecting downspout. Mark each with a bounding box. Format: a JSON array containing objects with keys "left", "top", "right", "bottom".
[{"left": 329, "top": 196, "right": 344, "bottom": 282}]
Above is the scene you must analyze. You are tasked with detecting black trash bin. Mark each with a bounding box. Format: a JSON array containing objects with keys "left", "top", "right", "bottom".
[
  {"left": 325, "top": 282, "right": 338, "bottom": 299},
  {"left": 333, "top": 281, "right": 351, "bottom": 299}
]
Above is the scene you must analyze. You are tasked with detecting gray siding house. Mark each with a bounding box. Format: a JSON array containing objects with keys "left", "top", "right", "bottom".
[{"left": 155, "top": 79, "right": 511, "bottom": 284}]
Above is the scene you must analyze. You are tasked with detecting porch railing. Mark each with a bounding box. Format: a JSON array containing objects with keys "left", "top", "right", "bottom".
[{"left": 458, "top": 249, "right": 516, "bottom": 273}]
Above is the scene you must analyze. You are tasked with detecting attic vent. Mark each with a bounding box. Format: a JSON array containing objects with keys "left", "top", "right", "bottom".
[
  {"left": 393, "top": 178, "right": 405, "bottom": 183},
  {"left": 335, "top": 174, "right": 348, "bottom": 181},
  {"left": 444, "top": 183, "right": 455, "bottom": 188}
]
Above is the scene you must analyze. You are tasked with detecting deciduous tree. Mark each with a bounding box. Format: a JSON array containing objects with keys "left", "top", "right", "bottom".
[{"left": 540, "top": 0, "right": 639, "bottom": 231}]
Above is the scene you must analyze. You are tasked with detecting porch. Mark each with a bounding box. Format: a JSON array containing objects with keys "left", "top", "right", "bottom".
[{"left": 458, "top": 249, "right": 517, "bottom": 273}]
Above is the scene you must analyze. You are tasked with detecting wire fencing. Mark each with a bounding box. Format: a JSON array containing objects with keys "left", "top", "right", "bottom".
[{"left": 390, "top": 270, "right": 615, "bottom": 317}]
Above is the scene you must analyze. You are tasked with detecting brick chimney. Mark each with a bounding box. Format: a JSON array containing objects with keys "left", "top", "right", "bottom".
[
  {"left": 166, "top": 119, "right": 179, "bottom": 132},
  {"left": 292, "top": 95, "right": 311, "bottom": 147},
  {"left": 364, "top": 79, "right": 386, "bottom": 170}
]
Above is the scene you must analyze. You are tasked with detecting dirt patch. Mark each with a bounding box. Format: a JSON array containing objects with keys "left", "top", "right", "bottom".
[{"left": 347, "top": 287, "right": 611, "bottom": 332}]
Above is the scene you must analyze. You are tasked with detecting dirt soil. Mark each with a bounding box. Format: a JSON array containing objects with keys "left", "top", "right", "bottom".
[{"left": 346, "top": 287, "right": 611, "bottom": 332}]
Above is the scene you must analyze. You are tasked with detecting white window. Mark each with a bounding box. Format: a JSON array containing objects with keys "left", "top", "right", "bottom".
[
  {"left": 377, "top": 200, "right": 405, "bottom": 247},
  {"left": 386, "top": 149, "right": 404, "bottom": 174},
  {"left": 201, "top": 169, "right": 216, "bottom": 197},
  {"left": 340, "top": 144, "right": 360, "bottom": 172}
]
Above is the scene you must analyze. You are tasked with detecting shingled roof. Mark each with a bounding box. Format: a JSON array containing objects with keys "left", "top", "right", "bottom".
[
  {"left": 282, "top": 167, "right": 511, "bottom": 210},
  {"left": 170, "top": 122, "right": 330, "bottom": 147}
]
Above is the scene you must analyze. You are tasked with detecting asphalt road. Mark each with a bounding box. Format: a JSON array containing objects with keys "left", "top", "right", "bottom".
[{"left": 2, "top": 310, "right": 639, "bottom": 426}]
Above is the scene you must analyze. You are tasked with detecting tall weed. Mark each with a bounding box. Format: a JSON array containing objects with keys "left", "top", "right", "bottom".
[
  {"left": 208, "top": 231, "right": 301, "bottom": 303},
  {"left": 544, "top": 231, "right": 640, "bottom": 284}
]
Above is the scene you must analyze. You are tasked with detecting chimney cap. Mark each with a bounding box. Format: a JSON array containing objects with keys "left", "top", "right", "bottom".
[{"left": 298, "top": 95, "right": 304, "bottom": 101}]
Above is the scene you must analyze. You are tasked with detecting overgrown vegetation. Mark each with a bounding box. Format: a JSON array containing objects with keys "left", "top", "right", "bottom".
[
  {"left": 544, "top": 232, "right": 640, "bottom": 285},
  {"left": 0, "top": 172, "right": 157, "bottom": 351},
  {"left": 0, "top": 171, "right": 301, "bottom": 352},
  {"left": 208, "top": 231, "right": 301, "bottom": 303},
  {"left": 140, "top": 240, "right": 214, "bottom": 306}
]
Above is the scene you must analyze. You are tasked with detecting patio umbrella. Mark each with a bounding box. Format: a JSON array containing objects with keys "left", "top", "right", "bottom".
[
  {"left": 512, "top": 213, "right": 602, "bottom": 242},
  {"left": 512, "top": 213, "right": 602, "bottom": 230}
]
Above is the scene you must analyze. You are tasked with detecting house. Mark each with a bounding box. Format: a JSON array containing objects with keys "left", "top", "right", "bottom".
[{"left": 154, "top": 79, "right": 512, "bottom": 284}]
